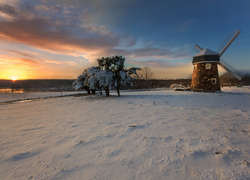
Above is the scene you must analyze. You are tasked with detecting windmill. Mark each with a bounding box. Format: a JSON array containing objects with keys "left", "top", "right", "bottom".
[{"left": 191, "top": 29, "right": 244, "bottom": 92}]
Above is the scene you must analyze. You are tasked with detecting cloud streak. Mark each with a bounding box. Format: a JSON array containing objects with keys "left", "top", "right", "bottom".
[
  {"left": 0, "top": 1, "right": 193, "bottom": 79},
  {"left": 7, "top": 49, "right": 35, "bottom": 58},
  {"left": 0, "top": 1, "right": 191, "bottom": 61},
  {"left": 0, "top": 1, "right": 128, "bottom": 59}
]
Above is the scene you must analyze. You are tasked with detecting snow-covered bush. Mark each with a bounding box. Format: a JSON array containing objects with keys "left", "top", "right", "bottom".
[
  {"left": 170, "top": 84, "right": 186, "bottom": 89},
  {"left": 170, "top": 84, "right": 190, "bottom": 91}
]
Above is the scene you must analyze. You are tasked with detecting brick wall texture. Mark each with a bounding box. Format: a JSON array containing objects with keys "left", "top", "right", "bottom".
[{"left": 191, "top": 63, "right": 221, "bottom": 92}]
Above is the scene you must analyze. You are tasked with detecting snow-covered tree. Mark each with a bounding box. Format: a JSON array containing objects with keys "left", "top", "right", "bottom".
[
  {"left": 86, "top": 67, "right": 113, "bottom": 96},
  {"left": 97, "top": 56, "right": 140, "bottom": 96},
  {"left": 97, "top": 57, "right": 114, "bottom": 71},
  {"left": 72, "top": 69, "right": 91, "bottom": 94},
  {"left": 73, "top": 56, "right": 140, "bottom": 97}
]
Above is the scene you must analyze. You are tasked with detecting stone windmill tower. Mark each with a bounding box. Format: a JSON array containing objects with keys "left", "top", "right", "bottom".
[{"left": 191, "top": 30, "right": 244, "bottom": 92}]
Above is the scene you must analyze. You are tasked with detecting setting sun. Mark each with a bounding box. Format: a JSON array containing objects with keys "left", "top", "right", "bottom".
[
  {"left": 11, "top": 77, "right": 17, "bottom": 81},
  {"left": 0, "top": 67, "right": 30, "bottom": 80}
]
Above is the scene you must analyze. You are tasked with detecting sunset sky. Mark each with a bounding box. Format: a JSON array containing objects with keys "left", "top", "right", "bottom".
[{"left": 0, "top": 0, "right": 250, "bottom": 80}]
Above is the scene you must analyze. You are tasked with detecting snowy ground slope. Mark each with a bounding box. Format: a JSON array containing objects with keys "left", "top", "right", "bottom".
[
  {"left": 0, "top": 87, "right": 249, "bottom": 180},
  {"left": 0, "top": 91, "right": 86, "bottom": 103}
]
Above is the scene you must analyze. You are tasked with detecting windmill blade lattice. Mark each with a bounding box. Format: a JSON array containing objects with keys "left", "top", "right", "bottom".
[
  {"left": 217, "top": 29, "right": 241, "bottom": 54},
  {"left": 219, "top": 59, "right": 244, "bottom": 80},
  {"left": 219, "top": 30, "right": 241, "bottom": 57}
]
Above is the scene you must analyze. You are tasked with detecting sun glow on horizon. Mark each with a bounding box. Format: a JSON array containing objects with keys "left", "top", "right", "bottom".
[
  {"left": 11, "top": 77, "right": 17, "bottom": 81},
  {"left": 0, "top": 70, "right": 27, "bottom": 80}
]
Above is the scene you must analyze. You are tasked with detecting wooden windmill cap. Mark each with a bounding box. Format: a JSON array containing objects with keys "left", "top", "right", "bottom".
[
  {"left": 193, "top": 48, "right": 220, "bottom": 64},
  {"left": 194, "top": 48, "right": 219, "bottom": 57}
]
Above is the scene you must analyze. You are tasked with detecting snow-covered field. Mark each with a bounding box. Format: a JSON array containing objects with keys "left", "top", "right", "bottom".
[{"left": 0, "top": 87, "right": 249, "bottom": 180}]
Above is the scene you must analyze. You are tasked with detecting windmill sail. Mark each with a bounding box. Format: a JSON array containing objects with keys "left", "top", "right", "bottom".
[
  {"left": 194, "top": 44, "right": 204, "bottom": 53},
  {"left": 219, "top": 59, "right": 244, "bottom": 80},
  {"left": 195, "top": 44, "right": 203, "bottom": 51},
  {"left": 217, "top": 29, "right": 241, "bottom": 53},
  {"left": 219, "top": 30, "right": 241, "bottom": 57}
]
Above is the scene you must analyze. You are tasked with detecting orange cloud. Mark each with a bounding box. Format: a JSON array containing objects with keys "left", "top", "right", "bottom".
[
  {"left": 43, "top": 59, "right": 61, "bottom": 65},
  {"left": 20, "top": 58, "right": 40, "bottom": 65}
]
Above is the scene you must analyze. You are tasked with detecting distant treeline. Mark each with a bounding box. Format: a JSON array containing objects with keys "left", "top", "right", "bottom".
[
  {"left": 0, "top": 79, "right": 74, "bottom": 91},
  {"left": 220, "top": 74, "right": 250, "bottom": 86},
  {"left": 0, "top": 79, "right": 191, "bottom": 91},
  {"left": 0, "top": 76, "right": 249, "bottom": 91},
  {"left": 132, "top": 79, "right": 191, "bottom": 89},
  {"left": 240, "top": 75, "right": 250, "bottom": 85}
]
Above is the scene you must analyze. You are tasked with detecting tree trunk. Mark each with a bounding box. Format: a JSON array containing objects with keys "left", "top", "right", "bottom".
[
  {"left": 100, "top": 90, "right": 103, "bottom": 95},
  {"left": 105, "top": 88, "right": 110, "bottom": 97},
  {"left": 86, "top": 89, "right": 90, "bottom": 94},
  {"left": 91, "top": 90, "right": 95, "bottom": 95},
  {"left": 117, "top": 89, "right": 120, "bottom": 97}
]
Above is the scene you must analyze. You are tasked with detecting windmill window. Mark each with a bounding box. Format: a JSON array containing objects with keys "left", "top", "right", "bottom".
[
  {"left": 206, "top": 63, "right": 211, "bottom": 69},
  {"left": 211, "top": 78, "right": 217, "bottom": 84},
  {"left": 194, "top": 64, "right": 197, "bottom": 70}
]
